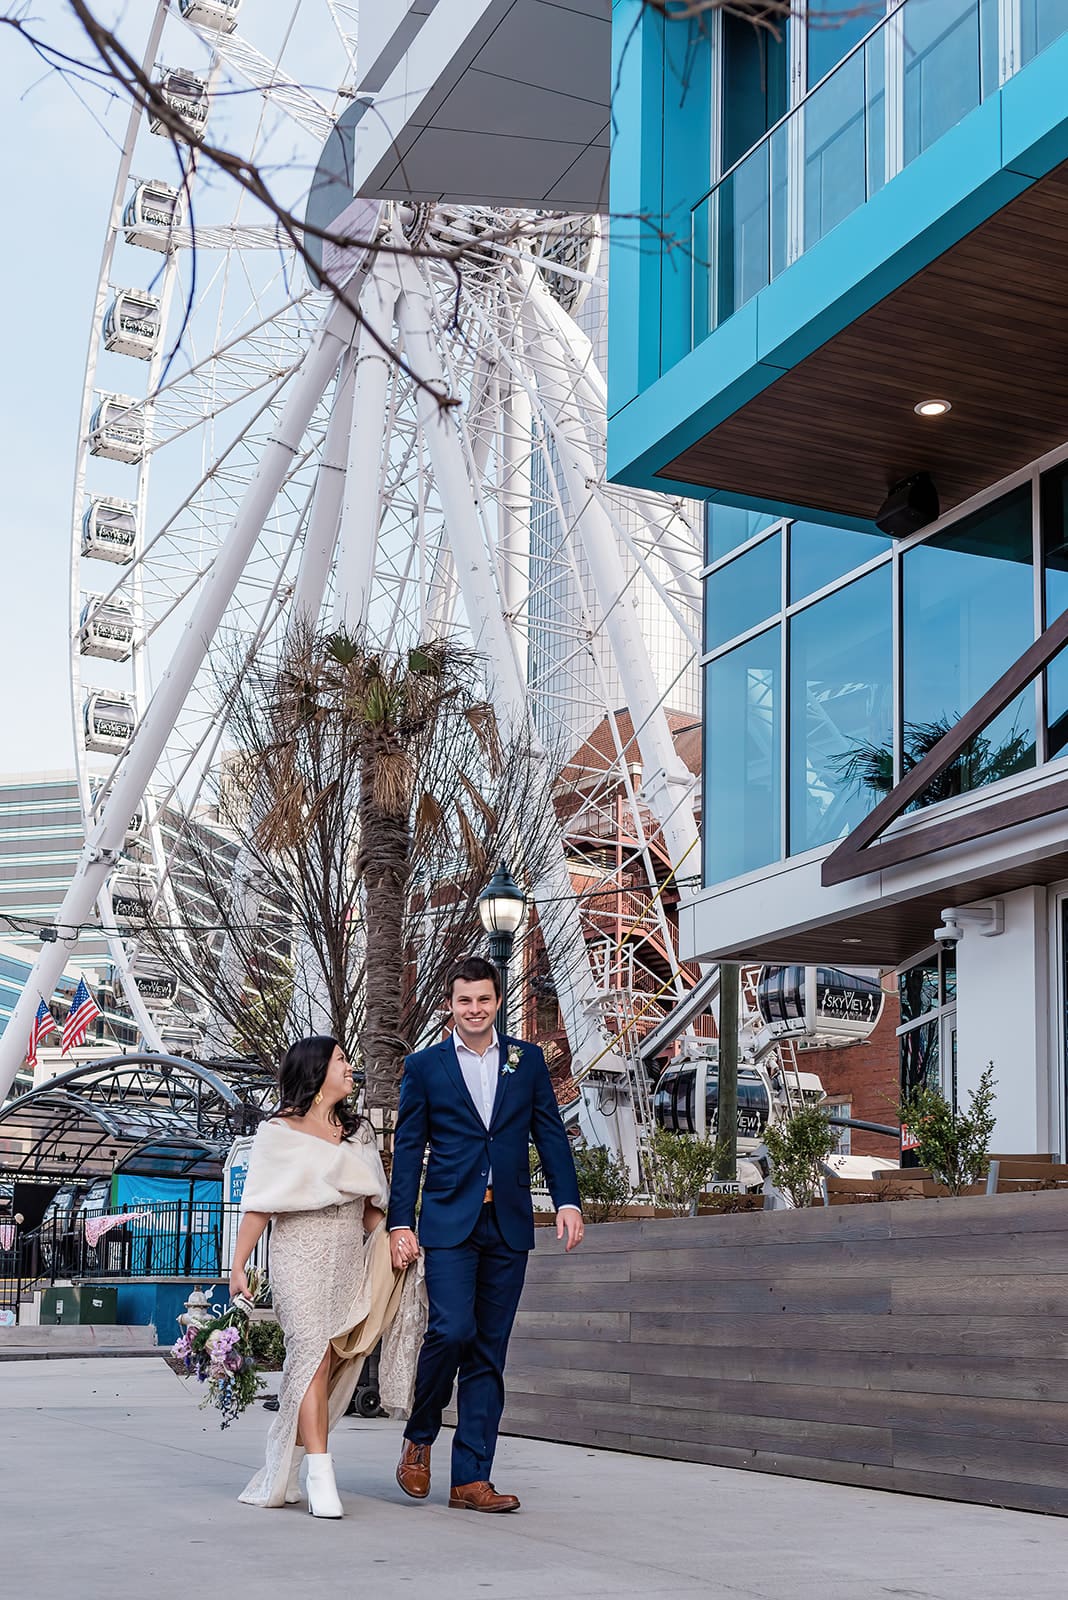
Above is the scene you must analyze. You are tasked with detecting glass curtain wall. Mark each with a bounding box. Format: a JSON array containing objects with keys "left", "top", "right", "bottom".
[
  {"left": 696, "top": 0, "right": 1066, "bottom": 346},
  {"left": 702, "top": 469, "right": 1068, "bottom": 890}
]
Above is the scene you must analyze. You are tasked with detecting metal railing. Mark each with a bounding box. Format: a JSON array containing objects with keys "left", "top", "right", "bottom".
[
  {"left": 691, "top": 0, "right": 1061, "bottom": 346},
  {"left": 1, "top": 1203, "right": 245, "bottom": 1317}
]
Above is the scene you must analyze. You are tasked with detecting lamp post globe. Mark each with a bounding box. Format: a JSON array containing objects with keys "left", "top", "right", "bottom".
[{"left": 477, "top": 862, "right": 527, "bottom": 1037}]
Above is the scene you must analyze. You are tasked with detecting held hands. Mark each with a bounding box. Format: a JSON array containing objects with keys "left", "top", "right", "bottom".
[
  {"left": 390, "top": 1227, "right": 419, "bottom": 1270},
  {"left": 556, "top": 1208, "right": 584, "bottom": 1252}
]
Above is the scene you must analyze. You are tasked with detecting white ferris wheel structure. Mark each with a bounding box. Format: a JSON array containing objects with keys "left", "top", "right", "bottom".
[{"left": 0, "top": 0, "right": 708, "bottom": 1138}]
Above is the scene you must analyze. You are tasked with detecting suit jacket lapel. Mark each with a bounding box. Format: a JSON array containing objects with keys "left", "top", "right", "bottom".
[
  {"left": 438, "top": 1036, "right": 484, "bottom": 1127},
  {"left": 489, "top": 1035, "right": 517, "bottom": 1128}
]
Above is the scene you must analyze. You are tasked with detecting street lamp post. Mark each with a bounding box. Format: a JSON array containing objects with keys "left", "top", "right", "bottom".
[{"left": 477, "top": 861, "right": 528, "bottom": 1037}]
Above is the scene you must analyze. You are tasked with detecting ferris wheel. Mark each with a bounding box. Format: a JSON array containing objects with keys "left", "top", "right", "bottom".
[{"left": 0, "top": 0, "right": 705, "bottom": 1116}]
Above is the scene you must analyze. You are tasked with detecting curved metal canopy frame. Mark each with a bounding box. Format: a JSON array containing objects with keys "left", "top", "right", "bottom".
[{"left": 0, "top": 1053, "right": 263, "bottom": 1181}]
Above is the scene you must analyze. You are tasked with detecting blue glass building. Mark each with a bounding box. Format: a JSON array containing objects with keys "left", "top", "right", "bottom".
[{"left": 609, "top": 1, "right": 1068, "bottom": 1152}]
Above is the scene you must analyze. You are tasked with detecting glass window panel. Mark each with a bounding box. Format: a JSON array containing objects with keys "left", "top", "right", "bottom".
[
  {"left": 902, "top": 0, "right": 980, "bottom": 167},
  {"left": 706, "top": 504, "right": 778, "bottom": 565},
  {"left": 1041, "top": 463, "right": 1068, "bottom": 758},
  {"left": 705, "top": 532, "right": 781, "bottom": 650},
  {"left": 721, "top": 11, "right": 789, "bottom": 171},
  {"left": 704, "top": 627, "right": 781, "bottom": 884},
  {"left": 980, "top": 0, "right": 1000, "bottom": 97},
  {"left": 903, "top": 486, "right": 1036, "bottom": 806},
  {"left": 788, "top": 567, "right": 893, "bottom": 852},
  {"left": 788, "top": 521, "right": 890, "bottom": 602},
  {"left": 864, "top": 31, "right": 886, "bottom": 198},
  {"left": 804, "top": 45, "right": 867, "bottom": 249},
  {"left": 900, "top": 1018, "right": 940, "bottom": 1099},
  {"left": 940, "top": 947, "right": 956, "bottom": 1004},
  {"left": 1021, "top": 0, "right": 1068, "bottom": 66},
  {"left": 715, "top": 145, "right": 771, "bottom": 326},
  {"left": 807, "top": 0, "right": 880, "bottom": 87}
]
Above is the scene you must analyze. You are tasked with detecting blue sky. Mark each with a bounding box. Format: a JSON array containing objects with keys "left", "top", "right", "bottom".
[{"left": 2, "top": 6, "right": 136, "bottom": 773}]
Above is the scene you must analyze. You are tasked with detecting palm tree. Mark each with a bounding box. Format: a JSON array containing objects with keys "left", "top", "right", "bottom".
[
  {"left": 141, "top": 629, "right": 566, "bottom": 1119},
  {"left": 328, "top": 635, "right": 501, "bottom": 1112},
  {"left": 832, "top": 715, "right": 1034, "bottom": 812}
]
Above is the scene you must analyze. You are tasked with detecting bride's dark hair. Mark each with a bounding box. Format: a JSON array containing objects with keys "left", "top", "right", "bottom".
[{"left": 273, "top": 1035, "right": 362, "bottom": 1141}]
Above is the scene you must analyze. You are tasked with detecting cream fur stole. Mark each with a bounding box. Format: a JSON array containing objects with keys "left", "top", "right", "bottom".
[{"left": 239, "top": 1118, "right": 388, "bottom": 1216}]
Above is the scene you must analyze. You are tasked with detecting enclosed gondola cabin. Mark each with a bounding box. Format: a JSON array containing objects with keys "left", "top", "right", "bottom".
[
  {"left": 109, "top": 867, "right": 158, "bottom": 928},
  {"left": 79, "top": 596, "right": 135, "bottom": 662},
  {"left": 123, "top": 181, "right": 185, "bottom": 252},
  {"left": 84, "top": 692, "right": 136, "bottom": 755},
  {"left": 104, "top": 290, "right": 162, "bottom": 360},
  {"left": 130, "top": 967, "right": 180, "bottom": 1010},
  {"left": 82, "top": 497, "right": 137, "bottom": 563},
  {"left": 91, "top": 784, "right": 148, "bottom": 849},
  {"left": 654, "top": 1055, "right": 773, "bottom": 1145},
  {"left": 149, "top": 68, "right": 210, "bottom": 141},
  {"left": 755, "top": 966, "right": 884, "bottom": 1047},
  {"left": 177, "top": 0, "right": 242, "bottom": 32},
  {"left": 89, "top": 395, "right": 145, "bottom": 464}
]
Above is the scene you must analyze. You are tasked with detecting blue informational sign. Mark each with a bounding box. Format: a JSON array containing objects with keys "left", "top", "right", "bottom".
[{"left": 228, "top": 1164, "right": 247, "bottom": 1205}]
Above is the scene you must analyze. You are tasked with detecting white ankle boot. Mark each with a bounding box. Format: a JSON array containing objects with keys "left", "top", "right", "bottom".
[
  {"left": 285, "top": 1446, "right": 306, "bottom": 1504},
  {"left": 305, "top": 1453, "right": 343, "bottom": 1518}
]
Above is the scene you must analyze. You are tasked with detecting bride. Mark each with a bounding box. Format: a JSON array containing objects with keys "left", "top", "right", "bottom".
[{"left": 230, "top": 1035, "right": 423, "bottom": 1517}]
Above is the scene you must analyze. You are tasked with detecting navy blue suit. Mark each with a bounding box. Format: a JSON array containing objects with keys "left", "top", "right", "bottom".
[{"left": 387, "top": 1033, "right": 580, "bottom": 1484}]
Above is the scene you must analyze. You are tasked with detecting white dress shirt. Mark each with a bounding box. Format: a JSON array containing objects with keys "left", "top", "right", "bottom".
[
  {"left": 453, "top": 1029, "right": 580, "bottom": 1215},
  {"left": 454, "top": 1028, "right": 501, "bottom": 1131}
]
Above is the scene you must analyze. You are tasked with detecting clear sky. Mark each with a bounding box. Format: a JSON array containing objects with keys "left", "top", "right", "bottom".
[{"left": 2, "top": 6, "right": 135, "bottom": 773}]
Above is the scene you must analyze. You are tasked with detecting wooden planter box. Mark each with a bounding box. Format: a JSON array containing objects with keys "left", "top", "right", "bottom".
[{"left": 506, "top": 1188, "right": 1068, "bottom": 1517}]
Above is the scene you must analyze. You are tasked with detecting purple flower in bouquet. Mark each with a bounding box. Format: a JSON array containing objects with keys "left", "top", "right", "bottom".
[
  {"left": 172, "top": 1294, "right": 265, "bottom": 1426},
  {"left": 171, "top": 1328, "right": 195, "bottom": 1364}
]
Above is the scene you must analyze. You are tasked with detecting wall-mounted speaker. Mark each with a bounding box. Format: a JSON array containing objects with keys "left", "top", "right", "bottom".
[{"left": 874, "top": 472, "right": 939, "bottom": 537}]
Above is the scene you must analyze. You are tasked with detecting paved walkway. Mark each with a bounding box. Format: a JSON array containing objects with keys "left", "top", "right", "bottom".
[{"left": 2, "top": 1358, "right": 1064, "bottom": 1600}]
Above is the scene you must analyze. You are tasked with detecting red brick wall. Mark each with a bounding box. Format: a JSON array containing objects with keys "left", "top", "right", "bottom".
[{"left": 804, "top": 980, "right": 901, "bottom": 1158}]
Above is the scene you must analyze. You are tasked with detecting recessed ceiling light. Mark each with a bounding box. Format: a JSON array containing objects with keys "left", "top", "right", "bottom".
[
  {"left": 914, "top": 398, "right": 952, "bottom": 417},
  {"left": 842, "top": 937, "right": 863, "bottom": 945}
]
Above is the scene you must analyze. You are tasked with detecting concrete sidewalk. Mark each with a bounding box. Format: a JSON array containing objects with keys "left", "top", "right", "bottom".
[{"left": 1, "top": 1357, "right": 1063, "bottom": 1600}]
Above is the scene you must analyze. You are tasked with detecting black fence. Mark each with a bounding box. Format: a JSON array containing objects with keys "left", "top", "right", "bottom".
[{"left": 1, "top": 1202, "right": 248, "bottom": 1317}]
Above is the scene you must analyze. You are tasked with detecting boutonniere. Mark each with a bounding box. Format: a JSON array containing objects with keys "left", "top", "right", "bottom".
[{"left": 501, "top": 1044, "right": 522, "bottom": 1076}]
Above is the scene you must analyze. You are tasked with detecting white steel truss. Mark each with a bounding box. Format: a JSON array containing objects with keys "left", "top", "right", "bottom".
[{"left": 0, "top": 3, "right": 707, "bottom": 1157}]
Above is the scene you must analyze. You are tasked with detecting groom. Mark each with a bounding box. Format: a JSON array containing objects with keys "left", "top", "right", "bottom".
[{"left": 388, "top": 955, "right": 583, "bottom": 1512}]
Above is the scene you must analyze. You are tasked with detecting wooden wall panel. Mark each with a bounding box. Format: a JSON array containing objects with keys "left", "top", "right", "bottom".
[{"left": 499, "top": 1191, "right": 1068, "bottom": 1515}]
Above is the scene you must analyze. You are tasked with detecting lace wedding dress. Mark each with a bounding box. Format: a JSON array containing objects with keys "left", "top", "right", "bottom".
[{"left": 236, "top": 1119, "right": 426, "bottom": 1508}]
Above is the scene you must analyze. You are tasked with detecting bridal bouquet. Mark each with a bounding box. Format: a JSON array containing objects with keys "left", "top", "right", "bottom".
[{"left": 171, "top": 1271, "right": 267, "bottom": 1428}]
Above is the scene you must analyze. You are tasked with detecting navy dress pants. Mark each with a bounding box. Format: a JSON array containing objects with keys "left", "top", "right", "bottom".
[{"left": 404, "top": 1202, "right": 528, "bottom": 1486}]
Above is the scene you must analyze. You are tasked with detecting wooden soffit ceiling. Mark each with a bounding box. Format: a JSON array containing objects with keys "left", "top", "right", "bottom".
[{"left": 661, "top": 160, "right": 1068, "bottom": 523}]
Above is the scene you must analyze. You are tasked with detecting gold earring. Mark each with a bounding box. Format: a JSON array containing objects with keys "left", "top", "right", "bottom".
[{"left": 314, "top": 1090, "right": 323, "bottom": 1105}]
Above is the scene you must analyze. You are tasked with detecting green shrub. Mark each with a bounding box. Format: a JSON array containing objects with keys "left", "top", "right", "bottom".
[
  {"left": 573, "top": 1145, "right": 635, "bottom": 1223},
  {"left": 644, "top": 1127, "right": 720, "bottom": 1216},
  {"left": 899, "top": 1063, "right": 996, "bottom": 1195},
  {"left": 248, "top": 1319, "right": 286, "bottom": 1370},
  {"left": 763, "top": 1106, "right": 840, "bottom": 1208}
]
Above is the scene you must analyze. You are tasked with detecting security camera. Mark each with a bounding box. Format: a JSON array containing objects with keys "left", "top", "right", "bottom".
[{"left": 934, "top": 914, "right": 962, "bottom": 948}]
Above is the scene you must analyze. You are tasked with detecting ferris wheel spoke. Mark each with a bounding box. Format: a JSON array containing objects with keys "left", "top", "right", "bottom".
[{"left": 175, "top": 12, "right": 336, "bottom": 141}]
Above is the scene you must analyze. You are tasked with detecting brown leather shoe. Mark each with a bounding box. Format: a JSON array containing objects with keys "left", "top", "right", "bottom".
[
  {"left": 396, "top": 1440, "right": 431, "bottom": 1499},
  {"left": 448, "top": 1480, "right": 520, "bottom": 1512}
]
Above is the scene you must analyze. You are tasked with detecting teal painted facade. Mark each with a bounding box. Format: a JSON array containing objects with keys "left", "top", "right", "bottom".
[{"left": 607, "top": 8, "right": 1068, "bottom": 529}]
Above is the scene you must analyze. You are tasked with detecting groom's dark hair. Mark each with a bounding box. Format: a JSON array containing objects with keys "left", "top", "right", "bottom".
[{"left": 446, "top": 956, "right": 501, "bottom": 998}]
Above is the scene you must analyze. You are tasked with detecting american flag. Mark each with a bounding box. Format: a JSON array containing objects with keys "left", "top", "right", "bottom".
[
  {"left": 27, "top": 998, "right": 57, "bottom": 1068},
  {"left": 61, "top": 977, "right": 101, "bottom": 1055}
]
